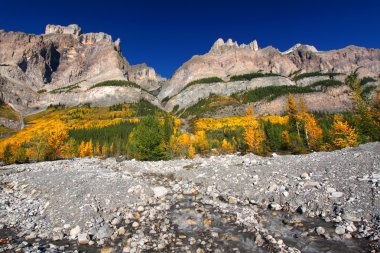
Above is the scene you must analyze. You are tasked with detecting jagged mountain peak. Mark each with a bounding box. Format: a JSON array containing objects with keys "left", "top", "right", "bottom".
[
  {"left": 282, "top": 43, "right": 318, "bottom": 54},
  {"left": 45, "top": 24, "right": 82, "bottom": 36},
  {"left": 210, "top": 38, "right": 259, "bottom": 53}
]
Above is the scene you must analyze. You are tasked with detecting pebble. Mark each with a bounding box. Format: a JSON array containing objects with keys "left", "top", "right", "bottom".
[
  {"left": 335, "top": 226, "right": 346, "bottom": 235},
  {"left": 316, "top": 226, "right": 326, "bottom": 235},
  {"left": 69, "top": 225, "right": 81, "bottom": 239},
  {"left": 269, "top": 203, "right": 282, "bottom": 211},
  {"left": 77, "top": 233, "right": 89, "bottom": 245},
  {"left": 152, "top": 186, "right": 169, "bottom": 198}
]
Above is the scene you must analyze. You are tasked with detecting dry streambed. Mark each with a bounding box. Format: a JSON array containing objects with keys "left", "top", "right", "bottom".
[{"left": 0, "top": 143, "right": 379, "bottom": 252}]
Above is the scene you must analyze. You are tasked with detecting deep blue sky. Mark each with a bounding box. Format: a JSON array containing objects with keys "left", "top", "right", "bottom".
[{"left": 1, "top": 0, "right": 379, "bottom": 78}]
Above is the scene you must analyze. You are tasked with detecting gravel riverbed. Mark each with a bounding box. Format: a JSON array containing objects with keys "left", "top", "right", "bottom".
[{"left": 0, "top": 142, "right": 379, "bottom": 252}]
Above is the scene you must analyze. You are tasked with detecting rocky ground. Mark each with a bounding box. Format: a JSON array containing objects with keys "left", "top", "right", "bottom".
[{"left": 0, "top": 143, "right": 379, "bottom": 253}]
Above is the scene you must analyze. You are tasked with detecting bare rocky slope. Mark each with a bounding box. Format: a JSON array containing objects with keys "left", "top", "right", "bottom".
[
  {"left": 0, "top": 142, "right": 379, "bottom": 252},
  {"left": 159, "top": 39, "right": 380, "bottom": 100},
  {"left": 0, "top": 25, "right": 379, "bottom": 118},
  {"left": 0, "top": 24, "right": 164, "bottom": 115}
]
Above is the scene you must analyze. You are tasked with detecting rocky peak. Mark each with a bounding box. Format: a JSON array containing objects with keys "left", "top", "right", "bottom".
[
  {"left": 282, "top": 43, "right": 318, "bottom": 54},
  {"left": 45, "top": 24, "right": 82, "bottom": 36},
  {"left": 79, "top": 32, "right": 113, "bottom": 44},
  {"left": 210, "top": 38, "right": 259, "bottom": 53}
]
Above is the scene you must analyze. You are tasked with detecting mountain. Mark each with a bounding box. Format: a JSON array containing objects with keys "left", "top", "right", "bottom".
[
  {"left": 159, "top": 38, "right": 380, "bottom": 114},
  {"left": 0, "top": 24, "right": 163, "bottom": 115},
  {"left": 0, "top": 25, "right": 379, "bottom": 120}
]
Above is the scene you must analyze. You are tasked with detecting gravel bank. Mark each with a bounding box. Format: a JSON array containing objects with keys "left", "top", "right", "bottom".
[{"left": 0, "top": 143, "right": 379, "bottom": 252}]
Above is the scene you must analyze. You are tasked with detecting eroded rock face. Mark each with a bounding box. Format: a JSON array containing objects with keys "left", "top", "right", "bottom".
[
  {"left": 45, "top": 24, "right": 82, "bottom": 36},
  {"left": 127, "top": 64, "right": 166, "bottom": 92},
  {"left": 158, "top": 39, "right": 380, "bottom": 100},
  {"left": 0, "top": 27, "right": 379, "bottom": 116},
  {"left": 0, "top": 25, "right": 162, "bottom": 114}
]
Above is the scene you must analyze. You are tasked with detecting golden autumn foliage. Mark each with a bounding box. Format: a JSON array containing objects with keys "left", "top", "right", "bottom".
[
  {"left": 281, "top": 130, "right": 290, "bottom": 149},
  {"left": 168, "top": 133, "right": 191, "bottom": 157},
  {"left": 45, "top": 121, "right": 69, "bottom": 160},
  {"left": 193, "top": 115, "right": 288, "bottom": 132},
  {"left": 330, "top": 116, "right": 358, "bottom": 148},
  {"left": 221, "top": 139, "right": 234, "bottom": 154},
  {"left": 244, "top": 107, "right": 265, "bottom": 155},
  {"left": 303, "top": 113, "right": 323, "bottom": 150},
  {"left": 188, "top": 144, "right": 195, "bottom": 159},
  {"left": 193, "top": 131, "right": 209, "bottom": 153}
]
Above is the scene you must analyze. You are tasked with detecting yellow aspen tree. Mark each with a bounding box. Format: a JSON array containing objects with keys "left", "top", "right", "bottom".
[
  {"left": 101, "top": 144, "right": 107, "bottom": 158},
  {"left": 46, "top": 121, "right": 69, "bottom": 160},
  {"left": 193, "top": 131, "right": 209, "bottom": 153},
  {"left": 77, "top": 141, "right": 86, "bottom": 157},
  {"left": 178, "top": 133, "right": 191, "bottom": 150},
  {"left": 244, "top": 108, "right": 265, "bottom": 155},
  {"left": 64, "top": 138, "right": 77, "bottom": 158},
  {"left": 245, "top": 105, "right": 254, "bottom": 116},
  {"left": 287, "top": 93, "right": 301, "bottom": 137},
  {"left": 94, "top": 142, "right": 101, "bottom": 156},
  {"left": 330, "top": 116, "right": 358, "bottom": 148},
  {"left": 188, "top": 144, "right": 195, "bottom": 159},
  {"left": 221, "top": 139, "right": 234, "bottom": 154},
  {"left": 85, "top": 139, "right": 93, "bottom": 157},
  {"left": 298, "top": 97, "right": 307, "bottom": 114},
  {"left": 281, "top": 130, "right": 290, "bottom": 149},
  {"left": 303, "top": 113, "right": 323, "bottom": 150},
  {"left": 109, "top": 143, "right": 114, "bottom": 155}
]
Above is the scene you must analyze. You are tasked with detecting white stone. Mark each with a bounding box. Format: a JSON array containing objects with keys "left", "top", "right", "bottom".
[
  {"left": 331, "top": 192, "right": 344, "bottom": 198},
  {"left": 335, "top": 226, "right": 346, "bottom": 235},
  {"left": 152, "top": 186, "right": 168, "bottom": 198},
  {"left": 69, "top": 225, "right": 81, "bottom": 239},
  {"left": 77, "top": 233, "right": 89, "bottom": 244}
]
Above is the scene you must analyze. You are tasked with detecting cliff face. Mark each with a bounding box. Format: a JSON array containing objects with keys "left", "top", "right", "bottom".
[
  {"left": 0, "top": 26, "right": 379, "bottom": 117},
  {"left": 158, "top": 39, "right": 380, "bottom": 100},
  {"left": 0, "top": 25, "right": 163, "bottom": 113}
]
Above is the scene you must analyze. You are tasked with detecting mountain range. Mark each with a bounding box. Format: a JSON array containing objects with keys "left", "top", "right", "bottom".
[{"left": 0, "top": 24, "right": 379, "bottom": 120}]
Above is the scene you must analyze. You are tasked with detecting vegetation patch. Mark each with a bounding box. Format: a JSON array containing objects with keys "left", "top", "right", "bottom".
[
  {"left": 309, "top": 79, "right": 344, "bottom": 90},
  {"left": 180, "top": 77, "right": 224, "bottom": 93},
  {"left": 69, "top": 121, "right": 137, "bottom": 156},
  {"left": 361, "top": 77, "right": 377, "bottom": 85},
  {"left": 50, "top": 83, "right": 80, "bottom": 94},
  {"left": 0, "top": 126, "right": 14, "bottom": 136},
  {"left": 292, "top": 72, "right": 342, "bottom": 82},
  {"left": 37, "top": 89, "right": 47, "bottom": 94},
  {"left": 361, "top": 85, "right": 377, "bottom": 99},
  {"left": 229, "top": 72, "right": 281, "bottom": 82},
  {"left": 89, "top": 80, "right": 140, "bottom": 90},
  {"left": 232, "top": 85, "right": 315, "bottom": 103},
  {"left": 179, "top": 95, "right": 241, "bottom": 118},
  {"left": 0, "top": 104, "right": 19, "bottom": 121}
]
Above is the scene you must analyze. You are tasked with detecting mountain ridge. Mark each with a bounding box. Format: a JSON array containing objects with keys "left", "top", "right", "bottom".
[{"left": 0, "top": 24, "right": 379, "bottom": 118}]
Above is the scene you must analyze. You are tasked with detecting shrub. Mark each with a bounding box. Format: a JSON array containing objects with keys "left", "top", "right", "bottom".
[
  {"left": 361, "top": 77, "right": 377, "bottom": 85},
  {"left": 231, "top": 85, "right": 315, "bottom": 103},
  {"left": 180, "top": 77, "right": 224, "bottom": 92},
  {"left": 50, "top": 83, "right": 80, "bottom": 94},
  {"left": 229, "top": 72, "right": 280, "bottom": 82},
  {"left": 309, "top": 79, "right": 344, "bottom": 90},
  {"left": 293, "top": 72, "right": 341, "bottom": 82},
  {"left": 127, "top": 116, "right": 166, "bottom": 161},
  {"left": 89, "top": 80, "right": 140, "bottom": 90}
]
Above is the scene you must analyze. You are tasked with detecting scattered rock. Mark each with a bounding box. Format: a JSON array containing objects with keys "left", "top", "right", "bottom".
[
  {"left": 152, "top": 186, "right": 168, "bottom": 198},
  {"left": 69, "top": 225, "right": 81, "bottom": 239},
  {"left": 316, "top": 226, "right": 326, "bottom": 235},
  {"left": 335, "top": 226, "right": 346, "bottom": 235},
  {"left": 77, "top": 233, "right": 89, "bottom": 245}
]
